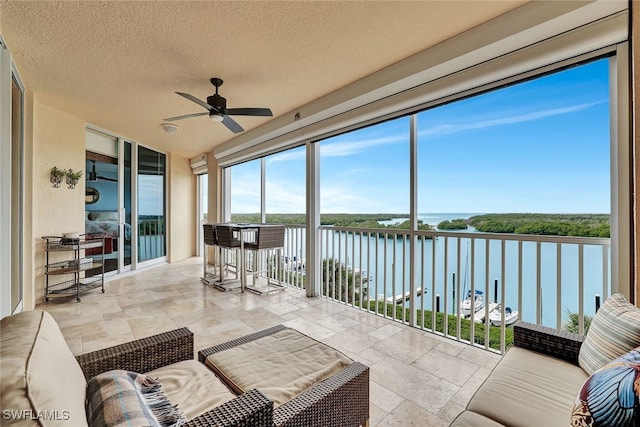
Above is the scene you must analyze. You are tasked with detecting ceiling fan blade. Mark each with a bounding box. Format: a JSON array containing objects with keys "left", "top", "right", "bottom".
[
  {"left": 175, "top": 92, "right": 217, "bottom": 112},
  {"left": 163, "top": 112, "right": 209, "bottom": 121},
  {"left": 221, "top": 115, "right": 244, "bottom": 133},
  {"left": 225, "top": 108, "right": 273, "bottom": 117}
]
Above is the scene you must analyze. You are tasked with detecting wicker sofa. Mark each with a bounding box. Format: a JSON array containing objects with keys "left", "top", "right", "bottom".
[
  {"left": 452, "top": 292, "right": 640, "bottom": 427},
  {"left": 1, "top": 310, "right": 369, "bottom": 427},
  {"left": 451, "top": 321, "right": 588, "bottom": 427}
]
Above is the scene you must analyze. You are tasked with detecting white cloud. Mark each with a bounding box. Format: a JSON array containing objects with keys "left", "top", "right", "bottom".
[
  {"left": 265, "top": 148, "right": 306, "bottom": 165},
  {"left": 320, "top": 134, "right": 406, "bottom": 158},
  {"left": 419, "top": 100, "right": 605, "bottom": 138}
]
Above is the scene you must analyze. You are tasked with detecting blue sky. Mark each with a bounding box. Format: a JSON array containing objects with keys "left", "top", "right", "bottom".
[{"left": 231, "top": 58, "right": 610, "bottom": 215}]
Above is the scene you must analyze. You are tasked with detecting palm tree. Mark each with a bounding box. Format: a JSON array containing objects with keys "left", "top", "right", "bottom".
[
  {"left": 563, "top": 309, "right": 592, "bottom": 335},
  {"left": 321, "top": 258, "right": 368, "bottom": 304}
]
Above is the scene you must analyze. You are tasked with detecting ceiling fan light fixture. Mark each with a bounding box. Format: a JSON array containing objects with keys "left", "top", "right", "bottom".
[
  {"left": 210, "top": 114, "right": 224, "bottom": 123},
  {"left": 161, "top": 123, "right": 179, "bottom": 134}
]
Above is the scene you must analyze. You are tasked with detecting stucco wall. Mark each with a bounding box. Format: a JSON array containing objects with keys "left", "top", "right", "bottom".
[
  {"left": 32, "top": 100, "right": 87, "bottom": 305},
  {"left": 168, "top": 152, "right": 196, "bottom": 262}
]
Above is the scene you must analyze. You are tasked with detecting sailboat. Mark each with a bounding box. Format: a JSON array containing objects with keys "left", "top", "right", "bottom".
[
  {"left": 489, "top": 304, "right": 519, "bottom": 326},
  {"left": 460, "top": 289, "right": 484, "bottom": 316}
]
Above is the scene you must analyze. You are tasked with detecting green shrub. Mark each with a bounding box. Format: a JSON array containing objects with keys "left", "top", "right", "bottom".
[{"left": 367, "top": 300, "right": 514, "bottom": 351}]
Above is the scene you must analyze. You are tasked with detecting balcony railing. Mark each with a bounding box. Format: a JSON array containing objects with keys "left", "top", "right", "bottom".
[
  {"left": 267, "top": 225, "right": 610, "bottom": 354},
  {"left": 139, "top": 217, "right": 166, "bottom": 261}
]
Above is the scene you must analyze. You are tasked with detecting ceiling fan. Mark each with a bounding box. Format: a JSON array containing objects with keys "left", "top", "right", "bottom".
[
  {"left": 164, "top": 78, "right": 273, "bottom": 134},
  {"left": 87, "top": 160, "right": 117, "bottom": 182}
]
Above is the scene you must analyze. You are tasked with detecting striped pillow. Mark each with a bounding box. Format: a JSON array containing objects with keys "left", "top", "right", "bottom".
[{"left": 578, "top": 294, "right": 640, "bottom": 375}]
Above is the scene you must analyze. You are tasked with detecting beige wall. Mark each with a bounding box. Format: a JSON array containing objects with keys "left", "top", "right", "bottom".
[
  {"left": 31, "top": 100, "right": 87, "bottom": 305},
  {"left": 167, "top": 153, "right": 196, "bottom": 262}
]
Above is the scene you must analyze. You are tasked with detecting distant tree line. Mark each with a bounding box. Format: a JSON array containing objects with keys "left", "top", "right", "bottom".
[
  {"left": 468, "top": 213, "right": 610, "bottom": 238},
  {"left": 229, "top": 212, "right": 610, "bottom": 238},
  {"left": 230, "top": 213, "right": 432, "bottom": 231},
  {"left": 437, "top": 219, "right": 468, "bottom": 230}
]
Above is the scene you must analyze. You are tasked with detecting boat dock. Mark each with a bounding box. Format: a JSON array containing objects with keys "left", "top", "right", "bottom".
[
  {"left": 471, "top": 302, "right": 499, "bottom": 323},
  {"left": 377, "top": 287, "right": 425, "bottom": 304}
]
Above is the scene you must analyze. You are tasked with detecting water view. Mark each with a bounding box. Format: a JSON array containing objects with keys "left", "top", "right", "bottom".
[{"left": 319, "top": 212, "right": 609, "bottom": 329}]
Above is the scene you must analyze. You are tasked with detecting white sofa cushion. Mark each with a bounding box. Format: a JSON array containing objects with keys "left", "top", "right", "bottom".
[
  {"left": 0, "top": 310, "right": 88, "bottom": 426},
  {"left": 450, "top": 411, "right": 507, "bottom": 427},
  {"left": 467, "top": 347, "right": 588, "bottom": 427}
]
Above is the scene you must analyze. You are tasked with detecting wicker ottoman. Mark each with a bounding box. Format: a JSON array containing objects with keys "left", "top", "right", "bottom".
[{"left": 199, "top": 325, "right": 370, "bottom": 427}]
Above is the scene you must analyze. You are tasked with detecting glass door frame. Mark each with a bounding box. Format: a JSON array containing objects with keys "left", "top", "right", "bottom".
[
  {"left": 135, "top": 142, "right": 167, "bottom": 268},
  {"left": 87, "top": 131, "right": 168, "bottom": 273},
  {"left": 117, "top": 137, "right": 133, "bottom": 273},
  {"left": 86, "top": 127, "right": 130, "bottom": 276},
  {"left": 0, "top": 37, "right": 25, "bottom": 317}
]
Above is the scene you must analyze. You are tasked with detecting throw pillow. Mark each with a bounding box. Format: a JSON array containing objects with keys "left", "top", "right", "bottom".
[
  {"left": 86, "top": 370, "right": 185, "bottom": 427},
  {"left": 570, "top": 347, "right": 640, "bottom": 427},
  {"left": 578, "top": 293, "right": 640, "bottom": 375}
]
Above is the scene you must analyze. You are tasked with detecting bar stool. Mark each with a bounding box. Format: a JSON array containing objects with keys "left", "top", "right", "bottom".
[
  {"left": 243, "top": 225, "right": 286, "bottom": 294},
  {"left": 201, "top": 224, "right": 219, "bottom": 284},
  {"left": 214, "top": 224, "right": 243, "bottom": 291}
]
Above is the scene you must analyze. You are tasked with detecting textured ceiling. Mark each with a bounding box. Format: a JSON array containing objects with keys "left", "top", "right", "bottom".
[{"left": 1, "top": 1, "right": 525, "bottom": 159}]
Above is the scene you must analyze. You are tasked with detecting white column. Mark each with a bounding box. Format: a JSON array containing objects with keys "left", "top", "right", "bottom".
[
  {"left": 306, "top": 140, "right": 321, "bottom": 297},
  {"left": 610, "top": 42, "right": 631, "bottom": 298},
  {"left": 409, "top": 115, "right": 418, "bottom": 326}
]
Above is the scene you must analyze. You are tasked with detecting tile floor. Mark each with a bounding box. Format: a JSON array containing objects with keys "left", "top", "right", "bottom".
[{"left": 38, "top": 257, "right": 502, "bottom": 426}]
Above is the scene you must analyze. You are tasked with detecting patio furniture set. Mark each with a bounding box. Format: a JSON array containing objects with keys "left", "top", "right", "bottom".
[
  {"left": 0, "top": 310, "right": 370, "bottom": 426},
  {"left": 202, "top": 223, "right": 287, "bottom": 295},
  {"left": 2, "top": 285, "right": 638, "bottom": 426}
]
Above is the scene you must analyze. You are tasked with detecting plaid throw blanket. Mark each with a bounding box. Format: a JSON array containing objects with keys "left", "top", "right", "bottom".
[{"left": 86, "top": 370, "right": 185, "bottom": 427}]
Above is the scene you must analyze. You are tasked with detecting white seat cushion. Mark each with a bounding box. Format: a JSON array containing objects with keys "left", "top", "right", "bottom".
[
  {"left": 451, "top": 411, "right": 507, "bottom": 427},
  {"left": 0, "top": 310, "right": 88, "bottom": 427},
  {"left": 467, "top": 347, "right": 588, "bottom": 427}
]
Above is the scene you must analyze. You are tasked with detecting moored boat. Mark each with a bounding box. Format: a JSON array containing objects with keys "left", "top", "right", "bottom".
[
  {"left": 460, "top": 290, "right": 484, "bottom": 316},
  {"left": 489, "top": 305, "right": 519, "bottom": 326}
]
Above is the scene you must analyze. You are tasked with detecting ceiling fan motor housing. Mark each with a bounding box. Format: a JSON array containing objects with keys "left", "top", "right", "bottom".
[{"left": 207, "top": 94, "right": 226, "bottom": 112}]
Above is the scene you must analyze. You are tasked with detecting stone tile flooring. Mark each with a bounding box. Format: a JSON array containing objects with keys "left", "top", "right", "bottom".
[{"left": 38, "top": 257, "right": 501, "bottom": 426}]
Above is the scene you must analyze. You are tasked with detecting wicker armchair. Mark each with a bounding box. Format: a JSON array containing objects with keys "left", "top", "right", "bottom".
[
  {"left": 199, "top": 325, "right": 370, "bottom": 427},
  {"left": 76, "top": 328, "right": 273, "bottom": 427}
]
